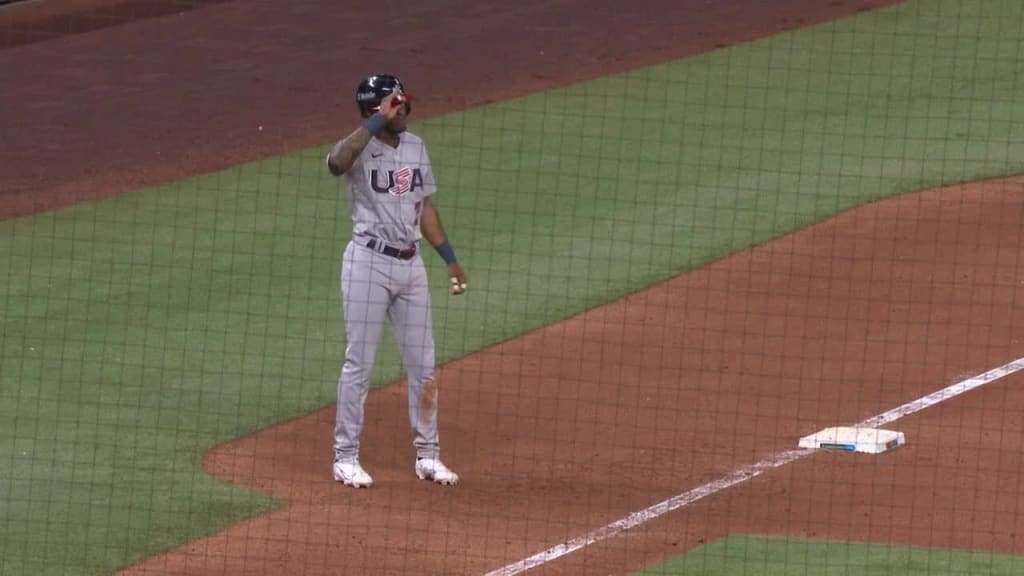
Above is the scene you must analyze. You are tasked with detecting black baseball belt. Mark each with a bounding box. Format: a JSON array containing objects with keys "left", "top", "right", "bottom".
[{"left": 365, "top": 238, "right": 417, "bottom": 260}]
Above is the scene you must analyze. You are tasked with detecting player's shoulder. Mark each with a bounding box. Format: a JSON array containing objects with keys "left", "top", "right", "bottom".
[
  {"left": 401, "top": 132, "right": 432, "bottom": 164},
  {"left": 401, "top": 131, "right": 426, "bottom": 146}
]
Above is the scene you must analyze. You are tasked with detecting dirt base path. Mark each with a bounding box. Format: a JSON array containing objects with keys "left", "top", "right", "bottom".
[
  {"left": 0, "top": 0, "right": 233, "bottom": 49},
  {"left": 117, "top": 180, "right": 1024, "bottom": 575}
]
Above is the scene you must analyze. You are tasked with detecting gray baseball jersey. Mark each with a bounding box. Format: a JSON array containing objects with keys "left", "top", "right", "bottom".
[
  {"left": 344, "top": 131, "right": 437, "bottom": 248},
  {"left": 331, "top": 131, "right": 442, "bottom": 463}
]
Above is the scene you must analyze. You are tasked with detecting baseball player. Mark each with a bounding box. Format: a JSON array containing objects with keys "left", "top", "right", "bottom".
[{"left": 325, "top": 74, "right": 466, "bottom": 488}]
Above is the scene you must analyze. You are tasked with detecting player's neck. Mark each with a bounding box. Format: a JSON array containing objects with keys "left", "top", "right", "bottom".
[{"left": 376, "top": 130, "right": 401, "bottom": 148}]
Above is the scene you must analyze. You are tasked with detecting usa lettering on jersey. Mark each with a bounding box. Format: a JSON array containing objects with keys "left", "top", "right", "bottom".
[{"left": 370, "top": 167, "right": 424, "bottom": 196}]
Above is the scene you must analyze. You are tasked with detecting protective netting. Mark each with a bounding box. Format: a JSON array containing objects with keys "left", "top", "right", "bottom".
[{"left": 2, "top": 1, "right": 1023, "bottom": 575}]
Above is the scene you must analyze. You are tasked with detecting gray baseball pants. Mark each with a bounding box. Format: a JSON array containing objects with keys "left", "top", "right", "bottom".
[{"left": 334, "top": 240, "right": 439, "bottom": 461}]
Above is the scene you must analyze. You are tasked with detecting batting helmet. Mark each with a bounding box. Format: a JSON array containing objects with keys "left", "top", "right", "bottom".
[{"left": 356, "top": 74, "right": 413, "bottom": 118}]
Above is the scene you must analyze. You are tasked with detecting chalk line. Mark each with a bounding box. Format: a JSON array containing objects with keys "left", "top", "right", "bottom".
[{"left": 483, "top": 357, "right": 1024, "bottom": 576}]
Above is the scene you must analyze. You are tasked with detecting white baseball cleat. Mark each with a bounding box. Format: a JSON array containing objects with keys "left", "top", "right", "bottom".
[
  {"left": 415, "top": 458, "right": 460, "bottom": 486},
  {"left": 333, "top": 458, "right": 373, "bottom": 488}
]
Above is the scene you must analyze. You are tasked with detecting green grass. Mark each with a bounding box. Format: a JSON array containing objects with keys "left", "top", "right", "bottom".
[
  {"left": 2, "top": 0, "right": 1024, "bottom": 573},
  {"left": 635, "top": 535, "right": 1024, "bottom": 575}
]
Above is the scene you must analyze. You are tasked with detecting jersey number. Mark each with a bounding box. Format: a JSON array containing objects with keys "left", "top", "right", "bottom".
[{"left": 413, "top": 201, "right": 423, "bottom": 226}]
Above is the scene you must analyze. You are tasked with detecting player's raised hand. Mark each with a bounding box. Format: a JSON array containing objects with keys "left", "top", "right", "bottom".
[{"left": 376, "top": 92, "right": 403, "bottom": 120}]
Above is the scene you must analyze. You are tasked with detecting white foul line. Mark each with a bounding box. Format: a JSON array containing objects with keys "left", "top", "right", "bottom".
[{"left": 484, "top": 357, "right": 1024, "bottom": 576}]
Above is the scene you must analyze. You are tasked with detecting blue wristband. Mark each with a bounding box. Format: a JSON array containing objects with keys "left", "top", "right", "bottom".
[
  {"left": 362, "top": 113, "right": 387, "bottom": 135},
  {"left": 436, "top": 241, "right": 457, "bottom": 264}
]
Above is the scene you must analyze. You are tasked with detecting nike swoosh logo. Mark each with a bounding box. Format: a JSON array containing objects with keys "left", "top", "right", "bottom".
[{"left": 371, "top": 152, "right": 384, "bottom": 158}]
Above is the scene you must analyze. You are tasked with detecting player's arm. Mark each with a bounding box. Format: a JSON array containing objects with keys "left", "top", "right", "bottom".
[
  {"left": 326, "top": 93, "right": 400, "bottom": 176},
  {"left": 420, "top": 197, "right": 468, "bottom": 295}
]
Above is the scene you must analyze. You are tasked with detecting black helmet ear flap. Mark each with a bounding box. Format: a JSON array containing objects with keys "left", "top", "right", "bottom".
[{"left": 355, "top": 80, "right": 381, "bottom": 118}]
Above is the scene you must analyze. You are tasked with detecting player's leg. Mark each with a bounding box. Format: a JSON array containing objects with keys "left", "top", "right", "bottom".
[
  {"left": 388, "top": 258, "right": 438, "bottom": 458},
  {"left": 334, "top": 242, "right": 390, "bottom": 483},
  {"left": 389, "top": 257, "right": 459, "bottom": 485}
]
